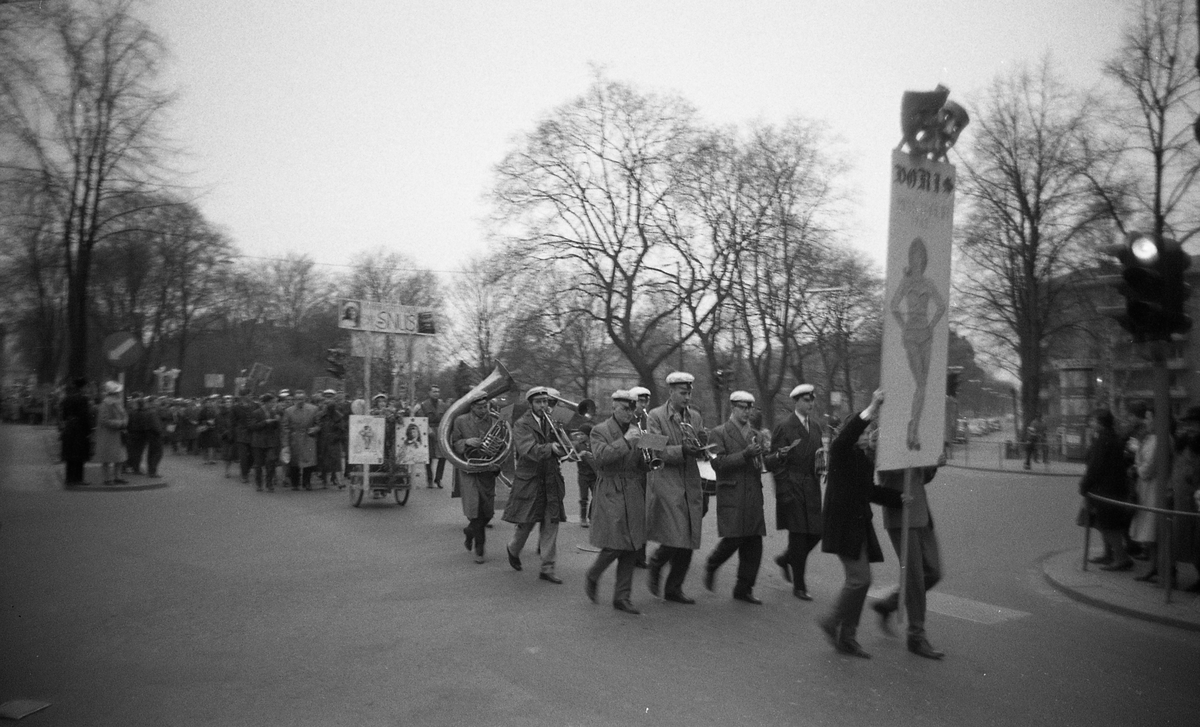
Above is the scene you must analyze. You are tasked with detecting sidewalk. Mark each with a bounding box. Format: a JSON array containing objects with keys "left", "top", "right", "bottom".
[
  {"left": 946, "top": 459, "right": 1084, "bottom": 478},
  {"left": 1041, "top": 548, "right": 1200, "bottom": 632}
]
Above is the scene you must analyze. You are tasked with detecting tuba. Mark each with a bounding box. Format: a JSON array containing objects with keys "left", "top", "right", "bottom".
[{"left": 438, "top": 361, "right": 516, "bottom": 473}]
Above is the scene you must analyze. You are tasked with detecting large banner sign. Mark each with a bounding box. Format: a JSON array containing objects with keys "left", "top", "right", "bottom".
[
  {"left": 338, "top": 298, "right": 436, "bottom": 336},
  {"left": 877, "top": 149, "right": 955, "bottom": 470}
]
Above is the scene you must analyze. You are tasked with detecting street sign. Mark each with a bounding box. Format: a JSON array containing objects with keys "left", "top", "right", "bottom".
[
  {"left": 204, "top": 374, "right": 225, "bottom": 389},
  {"left": 247, "top": 363, "right": 272, "bottom": 387},
  {"left": 338, "top": 298, "right": 436, "bottom": 336},
  {"left": 103, "top": 332, "right": 142, "bottom": 369}
]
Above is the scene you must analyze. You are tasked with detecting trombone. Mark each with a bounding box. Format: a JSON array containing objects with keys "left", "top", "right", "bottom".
[{"left": 550, "top": 418, "right": 582, "bottom": 464}]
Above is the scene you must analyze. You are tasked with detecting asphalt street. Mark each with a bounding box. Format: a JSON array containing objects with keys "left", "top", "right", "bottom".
[{"left": 2, "top": 422, "right": 1197, "bottom": 726}]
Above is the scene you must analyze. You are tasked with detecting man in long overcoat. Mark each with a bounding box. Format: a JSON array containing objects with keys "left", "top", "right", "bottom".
[
  {"left": 502, "top": 386, "right": 568, "bottom": 583},
  {"left": 248, "top": 393, "right": 282, "bottom": 491},
  {"left": 232, "top": 390, "right": 255, "bottom": 483},
  {"left": 585, "top": 390, "right": 648, "bottom": 615},
  {"left": 769, "top": 383, "right": 825, "bottom": 600},
  {"left": 817, "top": 389, "right": 904, "bottom": 659},
  {"left": 645, "top": 371, "right": 707, "bottom": 604},
  {"left": 413, "top": 385, "right": 448, "bottom": 488},
  {"left": 451, "top": 393, "right": 502, "bottom": 563},
  {"left": 704, "top": 391, "right": 777, "bottom": 605},
  {"left": 282, "top": 389, "right": 319, "bottom": 490},
  {"left": 60, "top": 378, "right": 92, "bottom": 485}
]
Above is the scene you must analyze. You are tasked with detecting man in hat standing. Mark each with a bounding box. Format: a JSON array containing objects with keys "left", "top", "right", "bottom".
[
  {"left": 282, "top": 389, "right": 320, "bottom": 490},
  {"left": 769, "top": 383, "right": 825, "bottom": 600},
  {"left": 413, "top": 385, "right": 448, "bottom": 488},
  {"left": 704, "top": 391, "right": 774, "bottom": 604},
  {"left": 584, "top": 390, "right": 648, "bottom": 614},
  {"left": 645, "top": 372, "right": 708, "bottom": 604},
  {"left": 232, "top": 389, "right": 255, "bottom": 484},
  {"left": 503, "top": 386, "right": 569, "bottom": 583},
  {"left": 451, "top": 393, "right": 503, "bottom": 563},
  {"left": 248, "top": 393, "right": 282, "bottom": 492}
]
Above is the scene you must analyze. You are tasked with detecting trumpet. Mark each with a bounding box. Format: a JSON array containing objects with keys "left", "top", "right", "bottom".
[
  {"left": 750, "top": 431, "right": 767, "bottom": 473},
  {"left": 635, "top": 413, "right": 664, "bottom": 471}
]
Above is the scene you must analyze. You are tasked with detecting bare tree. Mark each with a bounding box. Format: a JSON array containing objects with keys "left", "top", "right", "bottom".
[
  {"left": 954, "top": 59, "right": 1111, "bottom": 430},
  {"left": 1101, "top": 0, "right": 1200, "bottom": 244},
  {"left": 0, "top": 0, "right": 175, "bottom": 379},
  {"left": 491, "top": 74, "right": 697, "bottom": 400}
]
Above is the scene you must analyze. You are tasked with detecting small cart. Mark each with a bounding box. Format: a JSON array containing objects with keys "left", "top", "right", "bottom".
[{"left": 348, "top": 460, "right": 412, "bottom": 507}]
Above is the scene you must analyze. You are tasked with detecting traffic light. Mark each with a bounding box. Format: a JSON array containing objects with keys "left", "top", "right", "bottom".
[
  {"left": 1105, "top": 232, "right": 1192, "bottom": 342},
  {"left": 325, "top": 348, "right": 346, "bottom": 379}
]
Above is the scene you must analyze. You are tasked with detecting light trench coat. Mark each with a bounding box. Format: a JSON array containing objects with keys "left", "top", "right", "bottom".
[
  {"left": 644, "top": 403, "right": 705, "bottom": 549},
  {"left": 588, "top": 416, "right": 647, "bottom": 551}
]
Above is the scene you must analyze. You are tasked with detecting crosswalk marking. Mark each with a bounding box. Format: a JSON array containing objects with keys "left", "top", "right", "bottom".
[{"left": 868, "top": 587, "right": 1031, "bottom": 625}]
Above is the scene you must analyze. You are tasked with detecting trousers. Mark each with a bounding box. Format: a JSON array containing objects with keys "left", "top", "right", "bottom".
[
  {"left": 881, "top": 525, "right": 942, "bottom": 638},
  {"left": 707, "top": 535, "right": 763, "bottom": 596},
  {"left": 587, "top": 548, "right": 637, "bottom": 603},
  {"left": 650, "top": 545, "right": 694, "bottom": 597},
  {"left": 509, "top": 518, "right": 559, "bottom": 574}
]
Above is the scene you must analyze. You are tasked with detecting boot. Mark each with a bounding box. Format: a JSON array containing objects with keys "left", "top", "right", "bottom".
[{"left": 580, "top": 504, "right": 590, "bottom": 528}]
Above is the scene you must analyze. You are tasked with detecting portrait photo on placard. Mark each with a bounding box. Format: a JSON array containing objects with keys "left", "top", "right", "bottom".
[{"left": 396, "top": 416, "right": 429, "bottom": 465}]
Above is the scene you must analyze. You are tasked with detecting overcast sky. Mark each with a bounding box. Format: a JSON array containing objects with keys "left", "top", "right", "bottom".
[{"left": 140, "top": 0, "right": 1132, "bottom": 280}]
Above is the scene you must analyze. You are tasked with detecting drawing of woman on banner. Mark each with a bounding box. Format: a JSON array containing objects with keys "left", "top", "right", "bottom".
[
  {"left": 889, "top": 237, "right": 946, "bottom": 451},
  {"left": 397, "top": 417, "right": 429, "bottom": 465},
  {"left": 348, "top": 415, "right": 385, "bottom": 465}
]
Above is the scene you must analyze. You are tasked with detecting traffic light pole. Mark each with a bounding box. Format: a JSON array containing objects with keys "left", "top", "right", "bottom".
[{"left": 1149, "top": 340, "right": 1175, "bottom": 595}]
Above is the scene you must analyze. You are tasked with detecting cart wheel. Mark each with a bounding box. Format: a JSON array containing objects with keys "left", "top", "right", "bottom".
[
  {"left": 350, "top": 483, "right": 364, "bottom": 507},
  {"left": 394, "top": 487, "right": 410, "bottom": 506}
]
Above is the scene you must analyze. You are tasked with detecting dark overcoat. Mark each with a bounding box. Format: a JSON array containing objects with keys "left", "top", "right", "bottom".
[
  {"left": 247, "top": 404, "right": 281, "bottom": 454},
  {"left": 589, "top": 416, "right": 647, "bottom": 551},
  {"left": 709, "top": 421, "right": 771, "bottom": 538},
  {"left": 1078, "top": 427, "right": 1133, "bottom": 531},
  {"left": 60, "top": 392, "right": 92, "bottom": 462},
  {"left": 820, "top": 413, "right": 903, "bottom": 562},
  {"left": 769, "top": 413, "right": 824, "bottom": 534},
  {"left": 502, "top": 410, "right": 566, "bottom": 525}
]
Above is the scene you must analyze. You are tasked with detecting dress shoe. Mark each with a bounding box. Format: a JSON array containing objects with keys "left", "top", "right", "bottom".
[
  {"left": 907, "top": 638, "right": 945, "bottom": 660},
  {"left": 792, "top": 589, "right": 813, "bottom": 602},
  {"left": 1134, "top": 571, "right": 1158, "bottom": 583},
  {"left": 580, "top": 518, "right": 590, "bottom": 528},
  {"left": 1087, "top": 554, "right": 1113, "bottom": 565},
  {"left": 435, "top": 481, "right": 443, "bottom": 489},
  {"left": 506, "top": 545, "right": 522, "bottom": 571},
  {"left": 1100, "top": 559, "right": 1134, "bottom": 572},
  {"left": 613, "top": 600, "right": 641, "bottom": 615},
  {"left": 836, "top": 637, "right": 871, "bottom": 659},
  {"left": 664, "top": 593, "right": 696, "bottom": 605},
  {"left": 774, "top": 554, "right": 792, "bottom": 584},
  {"left": 733, "top": 591, "right": 763, "bottom": 605},
  {"left": 113, "top": 478, "right": 129, "bottom": 484},
  {"left": 585, "top": 578, "right": 598, "bottom": 603},
  {"left": 464, "top": 527, "right": 474, "bottom": 552},
  {"left": 647, "top": 564, "right": 662, "bottom": 597},
  {"left": 539, "top": 572, "right": 563, "bottom": 584},
  {"left": 474, "top": 553, "right": 486, "bottom": 564},
  {"left": 703, "top": 567, "right": 716, "bottom": 592}
]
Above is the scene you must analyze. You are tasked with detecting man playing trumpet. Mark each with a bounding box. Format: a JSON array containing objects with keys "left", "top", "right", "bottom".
[
  {"left": 769, "top": 383, "right": 825, "bottom": 601},
  {"left": 503, "top": 386, "right": 569, "bottom": 584},
  {"left": 645, "top": 372, "right": 709, "bottom": 604},
  {"left": 704, "top": 391, "right": 776, "bottom": 604},
  {"left": 584, "top": 390, "right": 649, "bottom": 615}
]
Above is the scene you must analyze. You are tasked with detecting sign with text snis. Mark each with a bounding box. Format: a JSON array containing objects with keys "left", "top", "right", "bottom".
[{"left": 338, "top": 299, "right": 436, "bottom": 336}]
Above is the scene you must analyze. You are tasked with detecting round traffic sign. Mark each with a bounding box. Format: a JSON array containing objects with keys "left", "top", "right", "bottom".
[{"left": 103, "top": 332, "right": 142, "bottom": 369}]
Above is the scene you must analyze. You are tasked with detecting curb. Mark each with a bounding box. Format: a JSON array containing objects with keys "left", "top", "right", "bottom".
[{"left": 1040, "top": 549, "right": 1200, "bottom": 633}]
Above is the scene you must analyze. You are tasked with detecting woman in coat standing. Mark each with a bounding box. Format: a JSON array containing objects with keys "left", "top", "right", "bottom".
[
  {"left": 817, "top": 389, "right": 903, "bottom": 658},
  {"left": 1079, "top": 408, "right": 1134, "bottom": 571},
  {"left": 584, "top": 390, "right": 648, "bottom": 615},
  {"left": 94, "top": 381, "right": 129, "bottom": 486}
]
